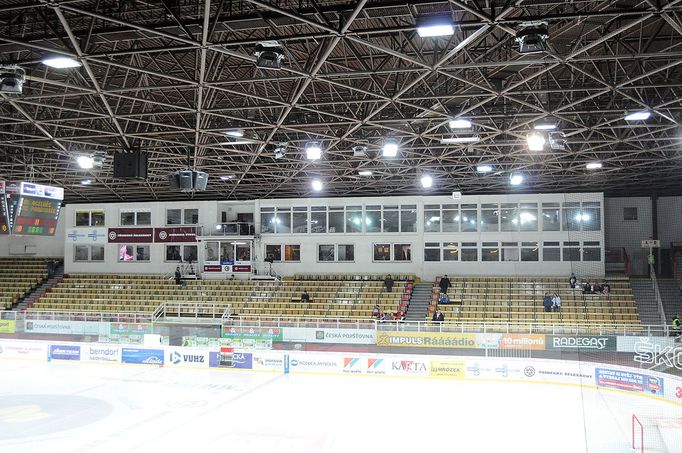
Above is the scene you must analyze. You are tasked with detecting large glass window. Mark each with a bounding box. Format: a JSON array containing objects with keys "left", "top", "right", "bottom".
[
  {"left": 118, "top": 245, "right": 149, "bottom": 262},
  {"left": 184, "top": 209, "right": 198, "bottom": 225},
  {"left": 260, "top": 208, "right": 275, "bottom": 233},
  {"left": 519, "top": 203, "right": 538, "bottom": 231},
  {"left": 266, "top": 244, "right": 282, "bottom": 262},
  {"left": 74, "top": 245, "right": 89, "bottom": 261},
  {"left": 284, "top": 245, "right": 300, "bottom": 261},
  {"left": 501, "top": 242, "right": 519, "bottom": 261},
  {"left": 500, "top": 203, "right": 518, "bottom": 232},
  {"left": 311, "top": 207, "right": 326, "bottom": 233},
  {"left": 205, "top": 242, "right": 219, "bottom": 261},
  {"left": 461, "top": 205, "right": 478, "bottom": 232},
  {"left": 366, "top": 206, "right": 381, "bottom": 233},
  {"left": 583, "top": 241, "right": 601, "bottom": 261},
  {"left": 120, "top": 211, "right": 135, "bottom": 226},
  {"left": 424, "top": 242, "right": 440, "bottom": 261},
  {"left": 400, "top": 205, "right": 417, "bottom": 232},
  {"left": 424, "top": 205, "right": 441, "bottom": 232},
  {"left": 543, "top": 241, "right": 560, "bottom": 261},
  {"left": 443, "top": 242, "right": 459, "bottom": 261},
  {"left": 167, "top": 209, "right": 183, "bottom": 225},
  {"left": 236, "top": 244, "right": 250, "bottom": 261},
  {"left": 76, "top": 210, "right": 105, "bottom": 227},
  {"left": 482, "top": 241, "right": 499, "bottom": 261},
  {"left": 562, "top": 202, "right": 581, "bottom": 231},
  {"left": 121, "top": 210, "right": 151, "bottom": 226},
  {"left": 480, "top": 204, "right": 499, "bottom": 232},
  {"left": 318, "top": 245, "right": 334, "bottom": 262},
  {"left": 338, "top": 245, "right": 354, "bottom": 262},
  {"left": 461, "top": 242, "right": 478, "bottom": 261},
  {"left": 581, "top": 202, "right": 601, "bottom": 231},
  {"left": 624, "top": 207, "right": 638, "bottom": 221},
  {"left": 292, "top": 207, "right": 308, "bottom": 234},
  {"left": 373, "top": 243, "right": 390, "bottom": 261},
  {"left": 521, "top": 242, "right": 539, "bottom": 261},
  {"left": 542, "top": 203, "right": 561, "bottom": 231},
  {"left": 91, "top": 245, "right": 104, "bottom": 261},
  {"left": 442, "top": 204, "right": 459, "bottom": 232},
  {"left": 383, "top": 206, "right": 399, "bottom": 233},
  {"left": 166, "top": 245, "right": 181, "bottom": 261},
  {"left": 346, "top": 206, "right": 363, "bottom": 233},
  {"left": 183, "top": 245, "right": 197, "bottom": 262},
  {"left": 276, "top": 208, "right": 292, "bottom": 234},
  {"left": 328, "top": 207, "right": 344, "bottom": 233},
  {"left": 393, "top": 244, "right": 411, "bottom": 261},
  {"left": 563, "top": 241, "right": 580, "bottom": 261}
]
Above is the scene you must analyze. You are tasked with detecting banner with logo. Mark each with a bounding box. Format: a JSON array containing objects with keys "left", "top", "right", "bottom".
[
  {"left": 107, "top": 228, "right": 154, "bottom": 243},
  {"left": 48, "top": 344, "right": 81, "bottom": 361},
  {"left": 546, "top": 335, "right": 617, "bottom": 351},
  {"left": 0, "top": 319, "right": 15, "bottom": 333},
  {"left": 284, "top": 354, "right": 343, "bottom": 374},
  {"left": 341, "top": 357, "right": 365, "bottom": 374},
  {"left": 66, "top": 227, "right": 107, "bottom": 243},
  {"left": 82, "top": 345, "right": 121, "bottom": 363},
  {"left": 166, "top": 347, "right": 211, "bottom": 368},
  {"left": 232, "top": 351, "right": 253, "bottom": 369},
  {"left": 0, "top": 340, "right": 47, "bottom": 360},
  {"left": 251, "top": 351, "right": 285, "bottom": 371},
  {"left": 617, "top": 336, "right": 675, "bottom": 353},
  {"left": 282, "top": 328, "right": 376, "bottom": 345},
  {"left": 366, "top": 357, "right": 387, "bottom": 375},
  {"left": 121, "top": 348, "right": 164, "bottom": 365},
  {"left": 385, "top": 357, "right": 430, "bottom": 377},
  {"left": 154, "top": 227, "right": 197, "bottom": 243},
  {"left": 25, "top": 320, "right": 108, "bottom": 336},
  {"left": 499, "top": 334, "right": 546, "bottom": 350},
  {"left": 222, "top": 327, "right": 282, "bottom": 342},
  {"left": 595, "top": 367, "right": 664, "bottom": 396},
  {"left": 111, "top": 323, "right": 151, "bottom": 335},
  {"left": 376, "top": 331, "right": 476, "bottom": 348},
  {"left": 430, "top": 359, "right": 465, "bottom": 378}
]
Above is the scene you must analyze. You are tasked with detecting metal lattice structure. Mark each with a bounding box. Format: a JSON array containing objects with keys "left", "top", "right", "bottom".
[{"left": 0, "top": 0, "right": 681, "bottom": 202}]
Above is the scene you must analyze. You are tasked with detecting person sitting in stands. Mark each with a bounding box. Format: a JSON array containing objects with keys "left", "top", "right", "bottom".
[
  {"left": 552, "top": 293, "right": 561, "bottom": 312},
  {"left": 569, "top": 273, "right": 577, "bottom": 289},
  {"left": 395, "top": 310, "right": 406, "bottom": 321},
  {"left": 602, "top": 282, "right": 610, "bottom": 296},
  {"left": 439, "top": 292, "right": 450, "bottom": 305},
  {"left": 384, "top": 274, "right": 394, "bottom": 293},
  {"left": 582, "top": 282, "right": 592, "bottom": 294},
  {"left": 543, "top": 293, "right": 553, "bottom": 312},
  {"left": 671, "top": 315, "right": 681, "bottom": 337},
  {"left": 593, "top": 283, "right": 603, "bottom": 294},
  {"left": 372, "top": 304, "right": 381, "bottom": 319},
  {"left": 174, "top": 267, "right": 182, "bottom": 285},
  {"left": 300, "top": 290, "right": 310, "bottom": 303},
  {"left": 432, "top": 309, "right": 445, "bottom": 323},
  {"left": 439, "top": 275, "right": 451, "bottom": 294},
  {"left": 379, "top": 311, "right": 386, "bottom": 321}
]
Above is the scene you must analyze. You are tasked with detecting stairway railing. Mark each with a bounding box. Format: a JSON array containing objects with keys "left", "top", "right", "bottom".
[{"left": 649, "top": 264, "right": 668, "bottom": 326}]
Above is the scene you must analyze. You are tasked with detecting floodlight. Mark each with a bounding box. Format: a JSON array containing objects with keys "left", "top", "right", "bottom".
[
  {"left": 586, "top": 162, "right": 602, "bottom": 170},
  {"left": 527, "top": 132, "right": 546, "bottom": 151},
  {"left": 515, "top": 23, "right": 549, "bottom": 54},
  {"left": 305, "top": 142, "right": 322, "bottom": 160},
  {"left": 42, "top": 56, "right": 81, "bottom": 68},
  {"left": 352, "top": 145, "right": 368, "bottom": 157},
  {"left": 624, "top": 111, "right": 651, "bottom": 121},
  {"left": 254, "top": 41, "right": 285, "bottom": 70},
  {"left": 448, "top": 118, "right": 472, "bottom": 129},
  {"left": 0, "top": 65, "right": 26, "bottom": 95},
  {"left": 358, "top": 170, "right": 373, "bottom": 176},
  {"left": 417, "top": 15, "right": 455, "bottom": 38},
  {"left": 476, "top": 164, "right": 493, "bottom": 173},
  {"left": 77, "top": 155, "right": 94, "bottom": 169},
  {"left": 80, "top": 179, "right": 92, "bottom": 185},
  {"left": 420, "top": 175, "right": 433, "bottom": 188},
  {"left": 224, "top": 129, "right": 244, "bottom": 137},
  {"left": 383, "top": 139, "right": 398, "bottom": 157},
  {"left": 311, "top": 179, "right": 323, "bottom": 192},
  {"left": 510, "top": 174, "right": 524, "bottom": 186},
  {"left": 441, "top": 136, "right": 480, "bottom": 144},
  {"left": 533, "top": 119, "right": 557, "bottom": 130}
]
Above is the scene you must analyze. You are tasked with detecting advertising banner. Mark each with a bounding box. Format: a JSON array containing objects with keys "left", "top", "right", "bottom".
[
  {"left": 465, "top": 360, "right": 524, "bottom": 379},
  {"left": 499, "top": 334, "right": 546, "bottom": 350},
  {"left": 222, "top": 327, "right": 282, "bottom": 341},
  {"left": 251, "top": 351, "right": 285, "bottom": 371},
  {"left": 48, "top": 344, "right": 81, "bottom": 361},
  {"left": 0, "top": 319, "right": 16, "bottom": 333},
  {"left": 518, "top": 361, "right": 594, "bottom": 384},
  {"left": 232, "top": 265, "right": 252, "bottom": 273},
  {"left": 0, "top": 340, "right": 47, "bottom": 360},
  {"left": 617, "top": 336, "right": 675, "bottom": 353},
  {"left": 282, "top": 328, "right": 376, "bottom": 345},
  {"left": 342, "top": 357, "right": 365, "bottom": 374},
  {"left": 595, "top": 367, "right": 664, "bottom": 396},
  {"left": 154, "top": 227, "right": 197, "bottom": 243},
  {"left": 546, "top": 335, "right": 617, "bottom": 351},
  {"left": 430, "top": 359, "right": 466, "bottom": 378},
  {"left": 107, "top": 227, "right": 154, "bottom": 243},
  {"left": 166, "top": 347, "right": 210, "bottom": 368},
  {"left": 284, "top": 354, "right": 343, "bottom": 374},
  {"left": 111, "top": 323, "right": 151, "bottom": 335},
  {"left": 121, "top": 348, "right": 164, "bottom": 365},
  {"left": 203, "top": 265, "right": 222, "bottom": 272},
  {"left": 385, "top": 357, "right": 430, "bottom": 377},
  {"left": 66, "top": 228, "right": 107, "bottom": 243},
  {"left": 232, "top": 352, "right": 253, "bottom": 369},
  {"left": 376, "top": 331, "right": 476, "bottom": 348},
  {"left": 366, "top": 357, "right": 387, "bottom": 375},
  {"left": 81, "top": 345, "right": 121, "bottom": 363},
  {"left": 25, "top": 320, "right": 108, "bottom": 336}
]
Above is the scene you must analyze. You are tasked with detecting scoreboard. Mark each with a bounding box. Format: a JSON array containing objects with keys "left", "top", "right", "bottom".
[
  {"left": 0, "top": 181, "right": 9, "bottom": 235},
  {"left": 0, "top": 181, "right": 63, "bottom": 236}
]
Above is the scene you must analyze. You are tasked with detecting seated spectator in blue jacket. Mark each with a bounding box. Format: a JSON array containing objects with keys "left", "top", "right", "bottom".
[{"left": 439, "top": 292, "right": 451, "bottom": 305}]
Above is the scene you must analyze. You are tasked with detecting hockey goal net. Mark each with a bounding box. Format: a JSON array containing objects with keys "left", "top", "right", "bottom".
[{"left": 632, "top": 414, "right": 682, "bottom": 453}]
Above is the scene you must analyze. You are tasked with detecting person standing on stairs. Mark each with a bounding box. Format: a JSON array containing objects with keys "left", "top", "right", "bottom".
[
  {"left": 384, "top": 274, "right": 394, "bottom": 293},
  {"left": 672, "top": 316, "right": 681, "bottom": 337},
  {"left": 439, "top": 275, "right": 451, "bottom": 294}
]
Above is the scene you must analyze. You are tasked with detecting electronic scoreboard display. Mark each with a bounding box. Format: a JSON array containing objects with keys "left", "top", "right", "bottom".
[
  {"left": 0, "top": 181, "right": 9, "bottom": 235},
  {"left": 5, "top": 182, "right": 64, "bottom": 236}
]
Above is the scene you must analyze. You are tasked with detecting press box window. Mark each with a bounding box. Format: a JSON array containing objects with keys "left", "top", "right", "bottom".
[
  {"left": 624, "top": 207, "right": 638, "bottom": 221},
  {"left": 75, "top": 210, "right": 105, "bottom": 227},
  {"left": 424, "top": 242, "right": 440, "bottom": 262}
]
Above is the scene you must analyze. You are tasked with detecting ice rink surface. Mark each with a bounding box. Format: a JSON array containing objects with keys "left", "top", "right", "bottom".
[{"left": 0, "top": 359, "right": 679, "bottom": 453}]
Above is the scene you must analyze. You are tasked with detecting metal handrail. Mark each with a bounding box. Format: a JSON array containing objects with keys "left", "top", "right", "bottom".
[
  {"left": 649, "top": 264, "right": 668, "bottom": 326},
  {"left": 1, "top": 309, "right": 152, "bottom": 323}
]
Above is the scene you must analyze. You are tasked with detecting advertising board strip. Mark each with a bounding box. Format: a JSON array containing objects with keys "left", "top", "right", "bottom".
[
  {"left": 48, "top": 344, "right": 81, "bottom": 361},
  {"left": 0, "top": 319, "right": 16, "bottom": 334},
  {"left": 121, "top": 348, "right": 164, "bottom": 365},
  {"left": 282, "top": 327, "right": 376, "bottom": 345},
  {"left": 546, "top": 335, "right": 616, "bottom": 351},
  {"left": 376, "top": 331, "right": 476, "bottom": 348},
  {"left": 595, "top": 367, "right": 664, "bottom": 396}
]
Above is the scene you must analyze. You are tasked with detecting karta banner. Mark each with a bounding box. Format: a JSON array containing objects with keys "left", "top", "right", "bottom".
[{"left": 108, "top": 228, "right": 153, "bottom": 243}]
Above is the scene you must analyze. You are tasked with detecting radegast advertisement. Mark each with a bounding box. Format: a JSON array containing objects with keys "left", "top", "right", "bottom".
[
  {"left": 595, "top": 367, "right": 664, "bottom": 396},
  {"left": 546, "top": 335, "right": 617, "bottom": 351},
  {"left": 121, "top": 348, "right": 164, "bottom": 365},
  {"left": 376, "top": 332, "right": 476, "bottom": 348}
]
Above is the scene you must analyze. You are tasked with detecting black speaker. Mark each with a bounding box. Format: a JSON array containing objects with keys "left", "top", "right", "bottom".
[
  {"left": 167, "top": 172, "right": 180, "bottom": 190},
  {"left": 179, "top": 170, "right": 194, "bottom": 191},
  {"left": 113, "top": 152, "right": 148, "bottom": 179},
  {"left": 194, "top": 171, "right": 208, "bottom": 191}
]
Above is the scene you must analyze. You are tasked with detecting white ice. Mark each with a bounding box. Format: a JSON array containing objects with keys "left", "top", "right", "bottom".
[{"left": 0, "top": 359, "right": 678, "bottom": 453}]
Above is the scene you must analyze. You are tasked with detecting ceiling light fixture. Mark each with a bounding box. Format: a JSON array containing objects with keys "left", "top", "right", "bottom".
[
  {"left": 624, "top": 111, "right": 651, "bottom": 121},
  {"left": 533, "top": 119, "right": 557, "bottom": 130},
  {"left": 77, "top": 155, "right": 94, "bottom": 169},
  {"left": 448, "top": 118, "right": 472, "bottom": 129},
  {"left": 383, "top": 139, "right": 399, "bottom": 157},
  {"left": 311, "top": 179, "right": 323, "bottom": 192},
  {"left": 476, "top": 164, "right": 493, "bottom": 173},
  {"left": 515, "top": 22, "right": 549, "bottom": 54},
  {"left": 527, "top": 132, "right": 546, "bottom": 151},
  {"left": 224, "top": 129, "right": 244, "bottom": 138},
  {"left": 80, "top": 179, "right": 92, "bottom": 185},
  {"left": 510, "top": 174, "right": 524, "bottom": 186},
  {"left": 420, "top": 175, "right": 433, "bottom": 188},
  {"left": 416, "top": 15, "right": 455, "bottom": 38},
  {"left": 305, "top": 142, "right": 322, "bottom": 160},
  {"left": 42, "top": 56, "right": 81, "bottom": 68},
  {"left": 586, "top": 162, "right": 603, "bottom": 170},
  {"left": 219, "top": 175, "right": 235, "bottom": 180},
  {"left": 441, "top": 136, "right": 480, "bottom": 144},
  {"left": 358, "top": 170, "right": 373, "bottom": 176}
]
